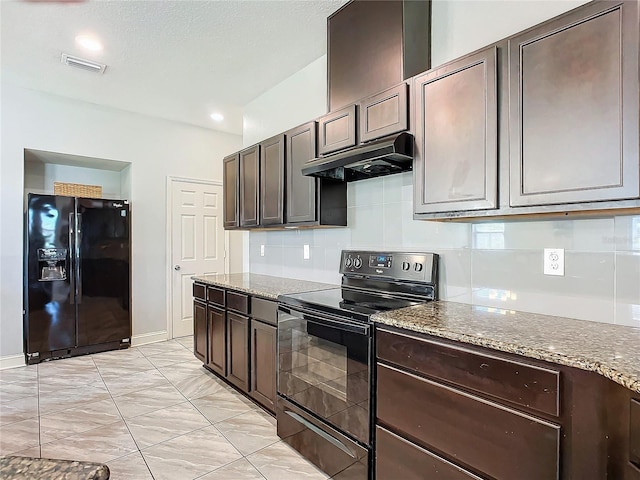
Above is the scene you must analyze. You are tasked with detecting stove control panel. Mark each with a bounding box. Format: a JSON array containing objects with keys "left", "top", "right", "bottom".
[{"left": 340, "top": 250, "right": 438, "bottom": 284}]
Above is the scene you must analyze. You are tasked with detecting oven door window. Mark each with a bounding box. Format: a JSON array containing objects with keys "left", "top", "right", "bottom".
[{"left": 278, "top": 308, "right": 370, "bottom": 445}]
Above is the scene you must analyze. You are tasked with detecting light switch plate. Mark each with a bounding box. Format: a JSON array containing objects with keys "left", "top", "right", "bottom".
[
  {"left": 543, "top": 248, "right": 565, "bottom": 276},
  {"left": 303, "top": 244, "right": 310, "bottom": 260},
  {"left": 260, "top": 245, "right": 265, "bottom": 257}
]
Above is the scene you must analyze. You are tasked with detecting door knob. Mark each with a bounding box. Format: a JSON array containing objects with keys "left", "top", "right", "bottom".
[{"left": 174, "top": 265, "right": 181, "bottom": 271}]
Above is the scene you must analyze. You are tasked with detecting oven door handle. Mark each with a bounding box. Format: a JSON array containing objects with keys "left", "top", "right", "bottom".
[{"left": 279, "top": 305, "right": 370, "bottom": 335}]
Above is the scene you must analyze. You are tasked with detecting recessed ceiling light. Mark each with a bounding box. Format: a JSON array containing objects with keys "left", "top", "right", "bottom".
[
  {"left": 75, "top": 35, "right": 103, "bottom": 52},
  {"left": 210, "top": 113, "right": 224, "bottom": 122}
]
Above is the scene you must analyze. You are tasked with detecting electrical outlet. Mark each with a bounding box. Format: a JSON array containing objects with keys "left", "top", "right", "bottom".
[
  {"left": 303, "top": 244, "right": 310, "bottom": 260},
  {"left": 260, "top": 245, "right": 265, "bottom": 257},
  {"left": 543, "top": 248, "right": 565, "bottom": 276}
]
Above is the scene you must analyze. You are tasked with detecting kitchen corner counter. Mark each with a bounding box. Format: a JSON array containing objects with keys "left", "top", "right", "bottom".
[
  {"left": 372, "top": 301, "right": 640, "bottom": 394},
  {"left": 191, "top": 273, "right": 337, "bottom": 300},
  {"left": 0, "top": 456, "right": 109, "bottom": 479}
]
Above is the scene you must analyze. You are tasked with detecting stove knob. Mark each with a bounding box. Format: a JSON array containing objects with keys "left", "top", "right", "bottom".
[
  {"left": 402, "top": 261, "right": 410, "bottom": 271},
  {"left": 414, "top": 263, "right": 423, "bottom": 272},
  {"left": 353, "top": 257, "right": 362, "bottom": 269},
  {"left": 345, "top": 257, "right": 353, "bottom": 268}
]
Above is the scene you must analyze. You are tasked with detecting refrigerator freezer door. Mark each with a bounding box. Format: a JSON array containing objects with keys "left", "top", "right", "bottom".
[
  {"left": 77, "top": 198, "right": 131, "bottom": 347},
  {"left": 76, "top": 198, "right": 131, "bottom": 347},
  {"left": 25, "top": 194, "right": 76, "bottom": 353}
]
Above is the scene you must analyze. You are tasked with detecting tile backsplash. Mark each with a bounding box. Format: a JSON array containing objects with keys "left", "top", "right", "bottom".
[{"left": 249, "top": 172, "right": 640, "bottom": 327}]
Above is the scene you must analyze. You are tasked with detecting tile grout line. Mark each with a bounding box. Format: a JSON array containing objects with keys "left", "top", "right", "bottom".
[{"left": 96, "top": 348, "right": 157, "bottom": 479}]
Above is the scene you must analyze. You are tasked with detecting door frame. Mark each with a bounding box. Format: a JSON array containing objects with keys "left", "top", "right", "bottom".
[{"left": 166, "top": 176, "right": 229, "bottom": 340}]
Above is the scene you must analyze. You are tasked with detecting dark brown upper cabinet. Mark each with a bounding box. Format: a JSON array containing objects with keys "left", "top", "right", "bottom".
[
  {"left": 286, "top": 122, "right": 318, "bottom": 224},
  {"left": 327, "top": 0, "right": 431, "bottom": 111},
  {"left": 318, "top": 104, "right": 357, "bottom": 156},
  {"left": 239, "top": 145, "right": 260, "bottom": 227},
  {"left": 509, "top": 0, "right": 639, "bottom": 207},
  {"left": 359, "top": 83, "right": 409, "bottom": 143},
  {"left": 259, "top": 134, "right": 285, "bottom": 226},
  {"left": 223, "top": 153, "right": 239, "bottom": 229},
  {"left": 414, "top": 46, "right": 498, "bottom": 215},
  {"left": 286, "top": 121, "right": 348, "bottom": 227}
]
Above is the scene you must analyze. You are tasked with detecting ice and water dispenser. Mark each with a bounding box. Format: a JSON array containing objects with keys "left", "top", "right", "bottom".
[{"left": 37, "top": 248, "right": 67, "bottom": 281}]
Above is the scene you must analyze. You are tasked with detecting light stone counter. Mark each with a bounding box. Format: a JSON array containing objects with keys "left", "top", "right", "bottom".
[
  {"left": 372, "top": 301, "right": 640, "bottom": 394},
  {"left": 192, "top": 273, "right": 337, "bottom": 300}
]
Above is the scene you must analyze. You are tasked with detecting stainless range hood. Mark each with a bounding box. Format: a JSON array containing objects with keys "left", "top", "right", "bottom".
[{"left": 302, "top": 132, "right": 414, "bottom": 182}]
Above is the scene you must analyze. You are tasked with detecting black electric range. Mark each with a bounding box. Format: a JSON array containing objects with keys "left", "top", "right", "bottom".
[{"left": 276, "top": 250, "right": 439, "bottom": 480}]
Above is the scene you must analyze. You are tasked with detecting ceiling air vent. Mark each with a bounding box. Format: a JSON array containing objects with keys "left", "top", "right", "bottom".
[{"left": 61, "top": 53, "right": 106, "bottom": 74}]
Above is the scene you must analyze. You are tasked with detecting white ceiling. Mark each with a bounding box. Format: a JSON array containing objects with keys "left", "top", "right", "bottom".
[{"left": 1, "top": 0, "right": 348, "bottom": 136}]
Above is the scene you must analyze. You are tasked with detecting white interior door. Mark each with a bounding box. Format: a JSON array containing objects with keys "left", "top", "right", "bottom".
[{"left": 170, "top": 179, "right": 225, "bottom": 338}]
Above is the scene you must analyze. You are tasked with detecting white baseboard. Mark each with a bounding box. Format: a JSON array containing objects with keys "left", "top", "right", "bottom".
[
  {"left": 131, "top": 330, "right": 169, "bottom": 347},
  {"left": 0, "top": 354, "right": 26, "bottom": 370}
]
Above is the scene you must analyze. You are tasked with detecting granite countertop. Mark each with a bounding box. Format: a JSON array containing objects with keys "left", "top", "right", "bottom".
[
  {"left": 0, "top": 456, "right": 109, "bottom": 479},
  {"left": 372, "top": 301, "right": 640, "bottom": 394},
  {"left": 192, "top": 273, "right": 337, "bottom": 300}
]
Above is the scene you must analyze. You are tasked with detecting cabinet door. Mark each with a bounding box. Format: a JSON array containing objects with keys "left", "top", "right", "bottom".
[
  {"left": 318, "top": 105, "right": 357, "bottom": 155},
  {"left": 509, "top": 1, "right": 639, "bottom": 206},
  {"left": 207, "top": 305, "right": 226, "bottom": 376},
  {"left": 414, "top": 46, "right": 498, "bottom": 214},
  {"left": 286, "top": 122, "right": 318, "bottom": 224},
  {"left": 239, "top": 145, "right": 260, "bottom": 227},
  {"left": 193, "top": 300, "right": 207, "bottom": 363},
  {"left": 359, "top": 83, "right": 409, "bottom": 143},
  {"left": 249, "top": 320, "right": 276, "bottom": 412},
  {"left": 223, "top": 153, "right": 239, "bottom": 229},
  {"left": 226, "top": 311, "right": 249, "bottom": 392},
  {"left": 259, "top": 134, "right": 285, "bottom": 226}
]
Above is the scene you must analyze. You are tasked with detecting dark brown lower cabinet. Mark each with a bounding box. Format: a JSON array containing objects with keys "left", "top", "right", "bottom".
[
  {"left": 207, "top": 305, "right": 226, "bottom": 376},
  {"left": 376, "top": 426, "right": 482, "bottom": 480},
  {"left": 377, "top": 363, "right": 560, "bottom": 480},
  {"left": 249, "top": 320, "right": 276, "bottom": 411},
  {"left": 193, "top": 283, "right": 278, "bottom": 414},
  {"left": 376, "top": 326, "right": 640, "bottom": 480},
  {"left": 226, "top": 311, "right": 249, "bottom": 392},
  {"left": 193, "top": 300, "right": 207, "bottom": 363}
]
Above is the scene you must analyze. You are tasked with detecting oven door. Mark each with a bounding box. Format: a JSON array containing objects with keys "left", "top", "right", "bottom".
[{"left": 277, "top": 305, "right": 371, "bottom": 446}]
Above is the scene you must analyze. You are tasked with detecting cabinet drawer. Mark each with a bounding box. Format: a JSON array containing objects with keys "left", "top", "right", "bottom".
[
  {"left": 631, "top": 399, "right": 640, "bottom": 468},
  {"left": 377, "top": 329, "right": 560, "bottom": 416},
  {"left": 250, "top": 297, "right": 277, "bottom": 326},
  {"left": 318, "top": 104, "right": 357, "bottom": 155},
  {"left": 193, "top": 283, "right": 206, "bottom": 301},
  {"left": 377, "top": 363, "right": 560, "bottom": 480},
  {"left": 359, "top": 83, "right": 408, "bottom": 143},
  {"left": 226, "top": 291, "right": 249, "bottom": 314},
  {"left": 207, "top": 287, "right": 225, "bottom": 307},
  {"left": 376, "top": 426, "right": 482, "bottom": 480}
]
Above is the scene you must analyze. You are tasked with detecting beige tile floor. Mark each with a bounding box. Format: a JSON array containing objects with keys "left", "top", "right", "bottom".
[{"left": 0, "top": 337, "right": 330, "bottom": 479}]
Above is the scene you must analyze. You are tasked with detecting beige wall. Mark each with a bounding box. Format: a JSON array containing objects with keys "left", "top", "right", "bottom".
[{"left": 0, "top": 83, "right": 242, "bottom": 363}]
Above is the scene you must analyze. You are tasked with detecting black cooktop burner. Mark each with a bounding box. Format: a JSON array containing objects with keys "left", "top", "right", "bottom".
[{"left": 278, "top": 287, "right": 426, "bottom": 323}]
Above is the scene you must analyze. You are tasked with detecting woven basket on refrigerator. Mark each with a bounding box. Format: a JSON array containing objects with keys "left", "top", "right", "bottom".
[{"left": 53, "top": 182, "right": 102, "bottom": 198}]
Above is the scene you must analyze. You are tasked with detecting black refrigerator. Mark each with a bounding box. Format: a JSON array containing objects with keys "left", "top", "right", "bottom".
[{"left": 24, "top": 194, "right": 131, "bottom": 364}]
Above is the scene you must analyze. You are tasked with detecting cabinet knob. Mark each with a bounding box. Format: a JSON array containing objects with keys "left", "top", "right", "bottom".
[{"left": 174, "top": 265, "right": 181, "bottom": 271}]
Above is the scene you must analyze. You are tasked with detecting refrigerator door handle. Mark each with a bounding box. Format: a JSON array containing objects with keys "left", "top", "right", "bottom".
[
  {"left": 69, "top": 212, "right": 75, "bottom": 304},
  {"left": 76, "top": 213, "right": 82, "bottom": 305}
]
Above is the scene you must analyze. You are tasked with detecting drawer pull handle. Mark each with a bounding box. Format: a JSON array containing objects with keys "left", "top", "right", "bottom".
[{"left": 285, "top": 410, "right": 356, "bottom": 459}]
